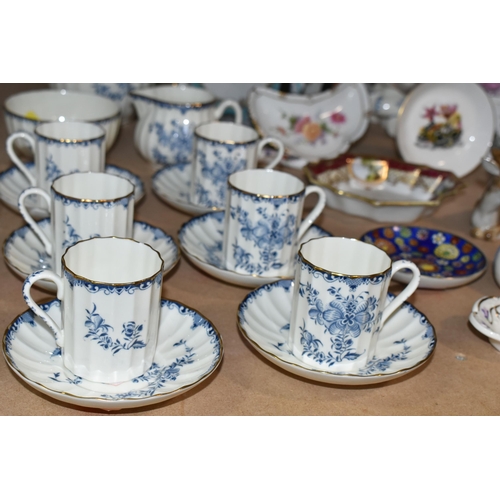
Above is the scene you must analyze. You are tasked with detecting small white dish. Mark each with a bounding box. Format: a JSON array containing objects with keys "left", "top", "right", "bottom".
[
  {"left": 3, "top": 219, "right": 180, "bottom": 292},
  {"left": 396, "top": 83, "right": 495, "bottom": 178},
  {"left": 470, "top": 296, "right": 500, "bottom": 351},
  {"left": 152, "top": 162, "right": 217, "bottom": 216},
  {"left": 238, "top": 280, "right": 436, "bottom": 385},
  {"left": 0, "top": 163, "right": 145, "bottom": 220},
  {"left": 3, "top": 298, "right": 223, "bottom": 411},
  {"left": 248, "top": 84, "right": 370, "bottom": 162},
  {"left": 177, "top": 211, "right": 332, "bottom": 288}
]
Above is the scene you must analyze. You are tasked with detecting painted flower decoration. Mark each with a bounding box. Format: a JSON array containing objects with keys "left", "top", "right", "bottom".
[
  {"left": 440, "top": 105, "right": 457, "bottom": 119},
  {"left": 330, "top": 111, "right": 346, "bottom": 124},
  {"left": 422, "top": 106, "right": 438, "bottom": 121},
  {"left": 294, "top": 116, "right": 311, "bottom": 133},
  {"left": 431, "top": 232, "right": 446, "bottom": 245},
  {"left": 302, "top": 122, "right": 323, "bottom": 142}
]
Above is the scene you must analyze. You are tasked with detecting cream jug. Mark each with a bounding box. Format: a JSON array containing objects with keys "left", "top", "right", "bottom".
[{"left": 130, "top": 84, "right": 242, "bottom": 166}]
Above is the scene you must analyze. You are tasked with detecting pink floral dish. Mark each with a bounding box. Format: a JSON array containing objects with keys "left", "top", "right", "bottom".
[{"left": 248, "top": 84, "right": 370, "bottom": 162}]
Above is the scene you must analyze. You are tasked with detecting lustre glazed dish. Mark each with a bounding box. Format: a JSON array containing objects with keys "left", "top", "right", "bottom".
[
  {"left": 396, "top": 83, "right": 495, "bottom": 178},
  {"left": 237, "top": 280, "right": 436, "bottom": 385},
  {"left": 304, "top": 154, "right": 463, "bottom": 223},
  {"left": 248, "top": 84, "right": 370, "bottom": 162},
  {"left": 3, "top": 298, "right": 223, "bottom": 411},
  {"left": 360, "top": 226, "right": 487, "bottom": 289}
]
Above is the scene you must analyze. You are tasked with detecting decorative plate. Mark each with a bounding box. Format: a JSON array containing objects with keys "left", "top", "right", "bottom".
[
  {"left": 237, "top": 280, "right": 436, "bottom": 385},
  {"left": 304, "top": 154, "right": 464, "bottom": 223},
  {"left": 360, "top": 226, "right": 487, "bottom": 289},
  {"left": 396, "top": 83, "right": 495, "bottom": 178},
  {"left": 3, "top": 298, "right": 223, "bottom": 411},
  {"left": 248, "top": 84, "right": 370, "bottom": 162}
]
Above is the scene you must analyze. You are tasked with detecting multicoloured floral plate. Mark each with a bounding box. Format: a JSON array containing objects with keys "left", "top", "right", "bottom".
[
  {"left": 360, "top": 226, "right": 487, "bottom": 289},
  {"left": 396, "top": 83, "right": 495, "bottom": 178},
  {"left": 237, "top": 280, "right": 436, "bottom": 385},
  {"left": 3, "top": 298, "right": 223, "bottom": 411}
]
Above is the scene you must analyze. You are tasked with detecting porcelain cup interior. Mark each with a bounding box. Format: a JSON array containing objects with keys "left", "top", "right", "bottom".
[
  {"left": 63, "top": 237, "right": 163, "bottom": 284},
  {"left": 35, "top": 121, "right": 106, "bottom": 142},
  {"left": 299, "top": 236, "right": 391, "bottom": 276},
  {"left": 195, "top": 121, "right": 259, "bottom": 143},
  {"left": 228, "top": 168, "right": 304, "bottom": 196}
]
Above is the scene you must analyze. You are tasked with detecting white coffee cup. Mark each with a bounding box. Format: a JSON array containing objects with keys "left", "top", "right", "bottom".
[
  {"left": 289, "top": 237, "right": 420, "bottom": 373},
  {"left": 23, "top": 237, "right": 164, "bottom": 384},
  {"left": 18, "top": 171, "right": 135, "bottom": 275},
  {"left": 222, "top": 169, "right": 326, "bottom": 277},
  {"left": 6, "top": 121, "right": 106, "bottom": 192},
  {"left": 190, "top": 121, "right": 285, "bottom": 209}
]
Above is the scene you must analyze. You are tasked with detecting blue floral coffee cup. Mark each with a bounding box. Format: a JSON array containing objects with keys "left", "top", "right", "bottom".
[
  {"left": 22, "top": 237, "right": 164, "bottom": 384},
  {"left": 222, "top": 169, "right": 326, "bottom": 277},
  {"left": 18, "top": 171, "right": 135, "bottom": 275},
  {"left": 6, "top": 121, "right": 106, "bottom": 192},
  {"left": 190, "top": 121, "right": 286, "bottom": 209},
  {"left": 289, "top": 237, "right": 420, "bottom": 373}
]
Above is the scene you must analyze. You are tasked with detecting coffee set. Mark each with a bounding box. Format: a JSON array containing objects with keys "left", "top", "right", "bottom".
[{"left": 3, "top": 83, "right": 499, "bottom": 412}]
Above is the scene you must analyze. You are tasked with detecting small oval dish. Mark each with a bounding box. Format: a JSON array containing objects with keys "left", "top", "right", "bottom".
[
  {"left": 470, "top": 296, "right": 500, "bottom": 351},
  {"left": 304, "top": 154, "right": 463, "bottom": 223},
  {"left": 360, "top": 226, "right": 487, "bottom": 289},
  {"left": 248, "top": 84, "right": 370, "bottom": 162}
]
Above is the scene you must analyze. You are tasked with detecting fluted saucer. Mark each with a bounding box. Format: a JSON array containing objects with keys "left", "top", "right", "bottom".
[
  {"left": 0, "top": 163, "right": 145, "bottom": 219},
  {"left": 3, "top": 298, "right": 223, "bottom": 411},
  {"left": 238, "top": 280, "right": 436, "bottom": 385},
  {"left": 178, "top": 211, "right": 332, "bottom": 288},
  {"left": 3, "top": 219, "right": 180, "bottom": 292}
]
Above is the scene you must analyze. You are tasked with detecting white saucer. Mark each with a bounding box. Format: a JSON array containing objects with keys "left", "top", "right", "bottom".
[
  {"left": 177, "top": 211, "right": 333, "bottom": 288},
  {"left": 0, "top": 163, "right": 145, "bottom": 219},
  {"left": 396, "top": 83, "right": 495, "bottom": 178},
  {"left": 152, "top": 162, "right": 218, "bottom": 216},
  {"left": 238, "top": 280, "right": 436, "bottom": 385},
  {"left": 3, "top": 298, "right": 223, "bottom": 411},
  {"left": 3, "top": 219, "right": 180, "bottom": 292}
]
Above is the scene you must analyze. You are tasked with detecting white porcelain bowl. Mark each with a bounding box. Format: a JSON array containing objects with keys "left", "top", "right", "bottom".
[
  {"left": 49, "top": 83, "right": 150, "bottom": 122},
  {"left": 4, "top": 89, "right": 121, "bottom": 152}
]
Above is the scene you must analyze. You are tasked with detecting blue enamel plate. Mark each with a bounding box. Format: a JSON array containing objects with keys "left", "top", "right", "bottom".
[{"left": 360, "top": 226, "right": 487, "bottom": 289}]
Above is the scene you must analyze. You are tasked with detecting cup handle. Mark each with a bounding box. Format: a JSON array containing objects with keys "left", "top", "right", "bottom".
[
  {"left": 6, "top": 132, "right": 37, "bottom": 186},
  {"left": 18, "top": 187, "right": 53, "bottom": 255},
  {"left": 256, "top": 137, "right": 285, "bottom": 170},
  {"left": 214, "top": 99, "right": 243, "bottom": 125},
  {"left": 23, "top": 270, "right": 65, "bottom": 347},
  {"left": 297, "top": 186, "right": 326, "bottom": 239},
  {"left": 380, "top": 260, "right": 420, "bottom": 326}
]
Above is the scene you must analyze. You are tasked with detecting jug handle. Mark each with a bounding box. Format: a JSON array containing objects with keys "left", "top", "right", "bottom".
[
  {"left": 6, "top": 132, "right": 37, "bottom": 186},
  {"left": 214, "top": 100, "right": 243, "bottom": 125}
]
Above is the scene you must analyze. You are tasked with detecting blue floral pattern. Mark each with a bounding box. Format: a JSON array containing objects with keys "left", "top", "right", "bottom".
[
  {"left": 194, "top": 147, "right": 247, "bottom": 207},
  {"left": 148, "top": 121, "right": 192, "bottom": 164},
  {"left": 45, "top": 155, "right": 62, "bottom": 183},
  {"left": 84, "top": 303, "right": 146, "bottom": 355},
  {"left": 229, "top": 206, "right": 296, "bottom": 274},
  {"left": 298, "top": 282, "right": 379, "bottom": 366}
]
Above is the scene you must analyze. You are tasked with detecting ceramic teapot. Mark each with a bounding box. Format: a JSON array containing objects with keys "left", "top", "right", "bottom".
[{"left": 130, "top": 84, "right": 242, "bottom": 166}]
